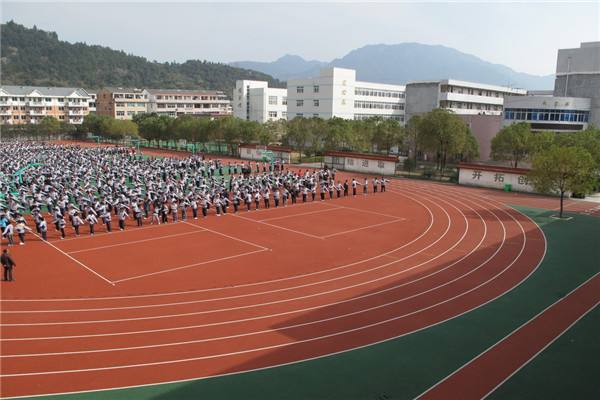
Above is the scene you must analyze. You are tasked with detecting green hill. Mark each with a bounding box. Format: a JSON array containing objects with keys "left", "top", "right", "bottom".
[{"left": 0, "top": 21, "right": 284, "bottom": 94}]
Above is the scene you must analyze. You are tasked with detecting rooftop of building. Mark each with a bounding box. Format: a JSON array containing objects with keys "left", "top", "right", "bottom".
[
  {"left": 406, "top": 79, "right": 527, "bottom": 93},
  {"left": 146, "top": 88, "right": 225, "bottom": 96},
  {"left": 101, "top": 87, "right": 146, "bottom": 94},
  {"left": 0, "top": 85, "right": 90, "bottom": 97}
]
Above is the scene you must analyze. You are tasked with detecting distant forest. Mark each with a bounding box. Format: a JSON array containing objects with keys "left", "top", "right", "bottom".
[{"left": 0, "top": 21, "right": 284, "bottom": 95}]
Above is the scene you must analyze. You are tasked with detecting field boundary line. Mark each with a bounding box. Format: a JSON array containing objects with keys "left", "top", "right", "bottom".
[
  {"left": 230, "top": 214, "right": 324, "bottom": 240},
  {"left": 322, "top": 218, "right": 405, "bottom": 238},
  {"left": 182, "top": 221, "right": 270, "bottom": 250},
  {"left": 29, "top": 232, "right": 115, "bottom": 286},
  {"left": 67, "top": 229, "right": 208, "bottom": 255},
  {"left": 258, "top": 206, "right": 341, "bottom": 222},
  {"left": 112, "top": 249, "right": 268, "bottom": 284}
]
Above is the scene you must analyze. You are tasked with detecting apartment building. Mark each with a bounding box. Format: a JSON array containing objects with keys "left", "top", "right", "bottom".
[
  {"left": 404, "top": 79, "right": 526, "bottom": 122},
  {"left": 233, "top": 80, "right": 287, "bottom": 123},
  {"left": 0, "top": 86, "right": 91, "bottom": 125},
  {"left": 87, "top": 92, "right": 97, "bottom": 114},
  {"left": 287, "top": 68, "right": 406, "bottom": 122},
  {"left": 147, "top": 89, "right": 232, "bottom": 117},
  {"left": 96, "top": 87, "right": 148, "bottom": 120}
]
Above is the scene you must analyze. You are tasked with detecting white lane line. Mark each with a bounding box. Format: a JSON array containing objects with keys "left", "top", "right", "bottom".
[
  {"left": 0, "top": 191, "right": 451, "bottom": 322},
  {"left": 28, "top": 232, "right": 115, "bottom": 287},
  {"left": 332, "top": 204, "right": 405, "bottom": 220},
  {"left": 112, "top": 249, "right": 269, "bottom": 284},
  {"left": 414, "top": 272, "right": 600, "bottom": 400},
  {"left": 2, "top": 191, "right": 488, "bottom": 355},
  {"left": 258, "top": 206, "right": 341, "bottom": 222},
  {"left": 182, "top": 221, "right": 269, "bottom": 251},
  {"left": 230, "top": 213, "right": 325, "bottom": 240},
  {"left": 67, "top": 230, "right": 208, "bottom": 255},
  {"left": 0, "top": 199, "right": 527, "bottom": 376},
  {"left": 47, "top": 221, "right": 176, "bottom": 243},
  {"left": 322, "top": 218, "right": 405, "bottom": 238},
  {"left": 0, "top": 183, "right": 546, "bottom": 400},
  {"left": 1, "top": 191, "right": 433, "bottom": 303}
]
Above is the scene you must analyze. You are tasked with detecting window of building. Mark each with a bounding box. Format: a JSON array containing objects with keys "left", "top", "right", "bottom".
[
  {"left": 269, "top": 111, "right": 278, "bottom": 118},
  {"left": 282, "top": 97, "right": 287, "bottom": 105},
  {"left": 268, "top": 96, "right": 278, "bottom": 105},
  {"left": 282, "top": 112, "right": 287, "bottom": 118},
  {"left": 314, "top": 100, "right": 319, "bottom": 107},
  {"left": 296, "top": 113, "right": 303, "bottom": 117},
  {"left": 313, "top": 85, "right": 319, "bottom": 93},
  {"left": 313, "top": 113, "right": 319, "bottom": 118},
  {"left": 297, "top": 86, "right": 304, "bottom": 94},
  {"left": 296, "top": 100, "right": 304, "bottom": 107},
  {"left": 116, "top": 111, "right": 125, "bottom": 116}
]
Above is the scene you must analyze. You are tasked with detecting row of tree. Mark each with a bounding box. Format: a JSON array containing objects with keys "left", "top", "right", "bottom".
[{"left": 491, "top": 122, "right": 600, "bottom": 218}]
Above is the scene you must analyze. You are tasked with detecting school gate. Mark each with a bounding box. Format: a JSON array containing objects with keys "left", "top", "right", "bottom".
[
  {"left": 324, "top": 151, "right": 397, "bottom": 175},
  {"left": 238, "top": 144, "right": 292, "bottom": 163},
  {"left": 458, "top": 163, "right": 535, "bottom": 193}
]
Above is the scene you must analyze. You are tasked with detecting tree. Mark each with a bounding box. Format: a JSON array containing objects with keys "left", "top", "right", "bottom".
[
  {"left": 419, "top": 109, "right": 467, "bottom": 171},
  {"left": 460, "top": 127, "right": 480, "bottom": 162},
  {"left": 37, "top": 116, "right": 61, "bottom": 138},
  {"left": 405, "top": 115, "right": 422, "bottom": 164},
  {"left": 529, "top": 145, "right": 597, "bottom": 218},
  {"left": 490, "top": 122, "right": 532, "bottom": 168},
  {"left": 284, "top": 117, "right": 313, "bottom": 162}
]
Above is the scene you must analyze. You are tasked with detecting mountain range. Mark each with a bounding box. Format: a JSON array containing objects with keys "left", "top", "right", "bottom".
[
  {"left": 0, "top": 21, "right": 284, "bottom": 95},
  {"left": 232, "top": 43, "right": 555, "bottom": 90}
]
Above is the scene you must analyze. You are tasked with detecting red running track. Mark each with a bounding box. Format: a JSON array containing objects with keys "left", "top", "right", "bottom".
[{"left": 0, "top": 178, "right": 546, "bottom": 398}]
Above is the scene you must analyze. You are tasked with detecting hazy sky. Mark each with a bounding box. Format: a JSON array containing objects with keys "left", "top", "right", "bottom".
[{"left": 2, "top": 1, "right": 599, "bottom": 76}]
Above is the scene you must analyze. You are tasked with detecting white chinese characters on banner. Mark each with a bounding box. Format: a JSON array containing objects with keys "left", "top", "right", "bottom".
[{"left": 459, "top": 167, "right": 534, "bottom": 193}]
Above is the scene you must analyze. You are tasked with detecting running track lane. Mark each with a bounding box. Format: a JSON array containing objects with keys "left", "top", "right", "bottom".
[
  {"left": 417, "top": 272, "right": 600, "bottom": 400},
  {"left": 0, "top": 183, "right": 544, "bottom": 398}
]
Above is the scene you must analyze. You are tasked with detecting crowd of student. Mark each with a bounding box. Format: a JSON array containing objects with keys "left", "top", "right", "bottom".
[{"left": 0, "top": 143, "right": 388, "bottom": 244}]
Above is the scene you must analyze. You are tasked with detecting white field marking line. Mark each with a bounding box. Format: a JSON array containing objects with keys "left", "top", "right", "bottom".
[
  {"left": 182, "top": 221, "right": 269, "bottom": 251},
  {"left": 47, "top": 221, "right": 177, "bottom": 244},
  {"left": 230, "top": 213, "right": 325, "bottom": 240},
  {"left": 0, "top": 190, "right": 545, "bottom": 400},
  {"left": 0, "top": 189, "right": 451, "bottom": 321},
  {"left": 1, "top": 186, "right": 492, "bottom": 349},
  {"left": 330, "top": 203, "right": 405, "bottom": 220},
  {"left": 111, "top": 249, "right": 269, "bottom": 284},
  {"left": 66, "top": 229, "right": 208, "bottom": 255},
  {"left": 0, "top": 194, "right": 529, "bottom": 377},
  {"left": 2, "top": 192, "right": 433, "bottom": 303},
  {"left": 28, "top": 231, "right": 115, "bottom": 287},
  {"left": 2, "top": 190, "right": 491, "bottom": 355},
  {"left": 415, "top": 272, "right": 600, "bottom": 400},
  {"left": 321, "top": 218, "right": 405, "bottom": 238},
  {"left": 257, "top": 206, "right": 342, "bottom": 222}
]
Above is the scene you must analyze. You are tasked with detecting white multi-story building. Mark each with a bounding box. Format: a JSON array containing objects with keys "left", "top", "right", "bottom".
[
  {"left": 286, "top": 68, "right": 406, "bottom": 122},
  {"left": 233, "top": 80, "right": 287, "bottom": 122},
  {"left": 405, "top": 79, "right": 526, "bottom": 121},
  {"left": 87, "top": 92, "right": 97, "bottom": 114},
  {"left": 0, "top": 86, "right": 92, "bottom": 125},
  {"left": 147, "top": 89, "right": 231, "bottom": 117}
]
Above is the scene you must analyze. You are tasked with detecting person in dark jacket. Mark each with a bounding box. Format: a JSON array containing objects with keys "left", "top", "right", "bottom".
[{"left": 1, "top": 249, "right": 16, "bottom": 281}]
